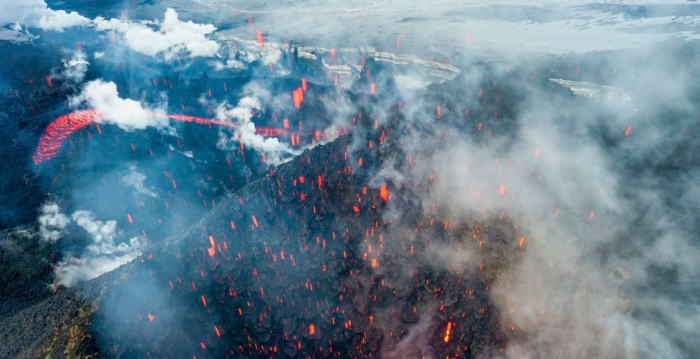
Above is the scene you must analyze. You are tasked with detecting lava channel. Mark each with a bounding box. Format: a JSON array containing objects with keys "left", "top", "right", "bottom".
[{"left": 32, "top": 110, "right": 338, "bottom": 164}]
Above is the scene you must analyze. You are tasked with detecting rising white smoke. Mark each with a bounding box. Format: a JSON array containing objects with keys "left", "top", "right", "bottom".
[
  {"left": 36, "top": 204, "right": 144, "bottom": 288},
  {"left": 212, "top": 57, "right": 245, "bottom": 71},
  {"left": 216, "top": 96, "right": 300, "bottom": 166},
  {"left": 0, "top": 0, "right": 89, "bottom": 32},
  {"left": 122, "top": 166, "right": 157, "bottom": 198},
  {"left": 38, "top": 203, "right": 69, "bottom": 242},
  {"left": 94, "top": 8, "right": 220, "bottom": 60},
  {"left": 52, "top": 251, "right": 142, "bottom": 288},
  {"left": 52, "top": 210, "right": 144, "bottom": 288},
  {"left": 210, "top": 35, "right": 282, "bottom": 72},
  {"left": 49, "top": 51, "right": 89, "bottom": 85},
  {"left": 72, "top": 210, "right": 119, "bottom": 255},
  {"left": 69, "top": 79, "right": 169, "bottom": 131}
]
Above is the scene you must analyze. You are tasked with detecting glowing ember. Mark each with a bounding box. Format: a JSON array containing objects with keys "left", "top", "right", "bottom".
[
  {"left": 207, "top": 235, "right": 216, "bottom": 257},
  {"left": 444, "top": 322, "right": 452, "bottom": 342},
  {"left": 256, "top": 29, "right": 263, "bottom": 48},
  {"left": 293, "top": 88, "right": 304, "bottom": 109}
]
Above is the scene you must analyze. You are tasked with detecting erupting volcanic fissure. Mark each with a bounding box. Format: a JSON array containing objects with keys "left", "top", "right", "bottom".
[
  {"left": 32, "top": 110, "right": 341, "bottom": 164},
  {"left": 3, "top": 0, "right": 700, "bottom": 357}
]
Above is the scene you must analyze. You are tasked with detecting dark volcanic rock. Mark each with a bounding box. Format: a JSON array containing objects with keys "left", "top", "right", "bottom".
[
  {"left": 0, "top": 107, "right": 521, "bottom": 358},
  {"left": 57, "top": 110, "right": 515, "bottom": 358},
  {"left": 0, "top": 229, "right": 54, "bottom": 319},
  {"left": 0, "top": 63, "right": 537, "bottom": 358}
]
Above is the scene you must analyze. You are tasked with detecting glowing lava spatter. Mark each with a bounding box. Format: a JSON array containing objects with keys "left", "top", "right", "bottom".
[{"left": 33, "top": 110, "right": 340, "bottom": 164}]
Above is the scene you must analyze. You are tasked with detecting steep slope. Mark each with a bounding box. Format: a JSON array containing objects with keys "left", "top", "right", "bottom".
[{"left": 7, "top": 108, "right": 523, "bottom": 359}]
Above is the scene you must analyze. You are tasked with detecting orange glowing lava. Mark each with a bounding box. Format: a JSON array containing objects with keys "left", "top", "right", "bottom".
[
  {"left": 33, "top": 109, "right": 346, "bottom": 164},
  {"left": 379, "top": 185, "right": 388, "bottom": 202},
  {"left": 293, "top": 88, "right": 304, "bottom": 109},
  {"left": 256, "top": 29, "right": 263, "bottom": 48}
]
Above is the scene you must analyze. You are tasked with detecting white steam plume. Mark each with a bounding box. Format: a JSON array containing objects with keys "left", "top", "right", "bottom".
[
  {"left": 212, "top": 58, "right": 245, "bottom": 71},
  {"left": 49, "top": 51, "right": 89, "bottom": 85},
  {"left": 215, "top": 96, "right": 300, "bottom": 166},
  {"left": 38, "top": 203, "right": 69, "bottom": 242},
  {"left": 210, "top": 35, "right": 282, "bottom": 72},
  {"left": 36, "top": 204, "right": 144, "bottom": 288},
  {"left": 122, "top": 166, "right": 157, "bottom": 198},
  {"left": 69, "top": 79, "right": 169, "bottom": 131},
  {"left": 94, "top": 8, "right": 219, "bottom": 60},
  {"left": 52, "top": 252, "right": 142, "bottom": 288},
  {"left": 52, "top": 210, "right": 144, "bottom": 288},
  {"left": 72, "top": 210, "right": 118, "bottom": 255},
  {"left": 0, "top": 0, "right": 89, "bottom": 32}
]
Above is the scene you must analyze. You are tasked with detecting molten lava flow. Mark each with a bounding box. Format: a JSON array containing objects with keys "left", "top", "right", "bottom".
[
  {"left": 33, "top": 110, "right": 339, "bottom": 164},
  {"left": 32, "top": 110, "right": 98, "bottom": 164}
]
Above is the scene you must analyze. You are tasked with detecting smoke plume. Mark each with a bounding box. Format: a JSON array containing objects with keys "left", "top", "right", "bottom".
[
  {"left": 38, "top": 203, "right": 69, "bottom": 242},
  {"left": 0, "top": 0, "right": 89, "bottom": 32},
  {"left": 122, "top": 166, "right": 157, "bottom": 198},
  {"left": 216, "top": 96, "right": 300, "bottom": 166},
  {"left": 49, "top": 50, "right": 89, "bottom": 85},
  {"left": 69, "top": 79, "right": 169, "bottom": 131},
  {"left": 94, "top": 8, "right": 220, "bottom": 60},
  {"left": 53, "top": 210, "right": 144, "bottom": 288},
  {"left": 383, "top": 51, "right": 700, "bottom": 358}
]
